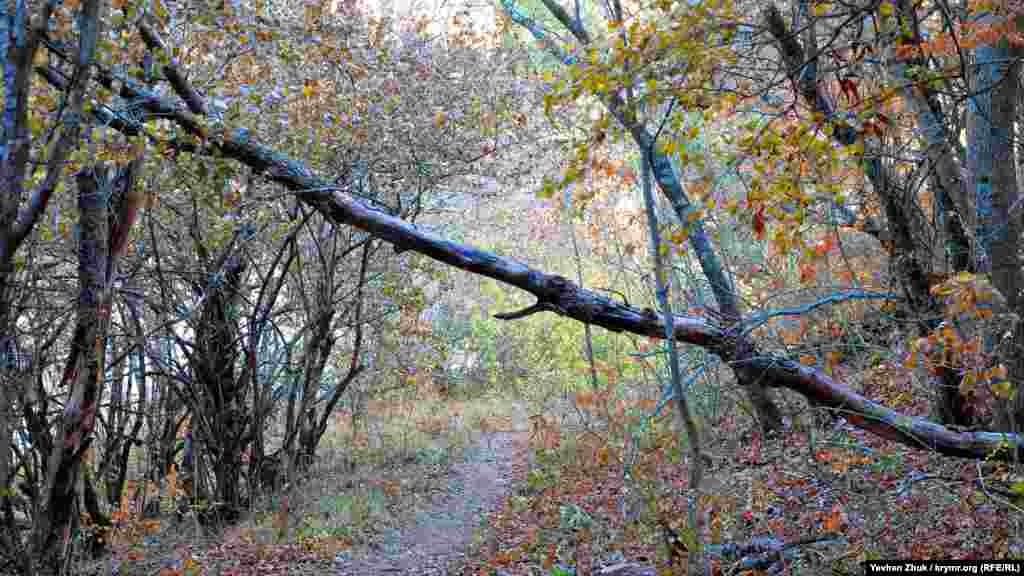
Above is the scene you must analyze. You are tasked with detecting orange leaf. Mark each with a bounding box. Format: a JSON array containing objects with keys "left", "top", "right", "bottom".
[
  {"left": 800, "top": 262, "right": 816, "bottom": 284},
  {"left": 753, "top": 205, "right": 766, "bottom": 240},
  {"left": 992, "top": 364, "right": 1009, "bottom": 380},
  {"left": 494, "top": 549, "right": 520, "bottom": 566},
  {"left": 824, "top": 505, "right": 842, "bottom": 531},
  {"left": 575, "top": 391, "right": 594, "bottom": 409},
  {"left": 543, "top": 543, "right": 557, "bottom": 569}
]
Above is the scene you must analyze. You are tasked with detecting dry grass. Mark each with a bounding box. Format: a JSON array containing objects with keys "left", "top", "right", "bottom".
[
  {"left": 267, "top": 390, "right": 529, "bottom": 564},
  {"left": 71, "top": 386, "right": 527, "bottom": 575}
]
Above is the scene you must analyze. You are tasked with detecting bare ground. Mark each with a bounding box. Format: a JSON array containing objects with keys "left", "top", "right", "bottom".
[{"left": 331, "top": 425, "right": 530, "bottom": 575}]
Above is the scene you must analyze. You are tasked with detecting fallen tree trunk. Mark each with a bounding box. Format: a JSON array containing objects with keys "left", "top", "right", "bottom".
[{"left": 37, "top": 30, "right": 1024, "bottom": 462}]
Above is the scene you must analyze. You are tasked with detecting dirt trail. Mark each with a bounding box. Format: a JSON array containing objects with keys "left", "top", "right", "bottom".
[{"left": 332, "top": 424, "right": 530, "bottom": 575}]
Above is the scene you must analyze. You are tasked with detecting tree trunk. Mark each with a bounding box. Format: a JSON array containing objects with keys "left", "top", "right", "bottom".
[
  {"left": 41, "top": 20, "right": 1024, "bottom": 463},
  {"left": 989, "top": 45, "right": 1023, "bottom": 432},
  {"left": 33, "top": 165, "right": 113, "bottom": 571},
  {"left": 80, "top": 467, "right": 110, "bottom": 558}
]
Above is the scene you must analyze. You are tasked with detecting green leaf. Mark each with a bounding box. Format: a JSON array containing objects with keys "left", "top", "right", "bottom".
[
  {"left": 538, "top": 178, "right": 556, "bottom": 199},
  {"left": 1010, "top": 481, "right": 1024, "bottom": 497},
  {"left": 678, "top": 526, "right": 701, "bottom": 553}
]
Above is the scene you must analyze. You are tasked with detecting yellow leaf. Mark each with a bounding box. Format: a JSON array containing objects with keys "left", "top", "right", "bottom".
[
  {"left": 29, "top": 116, "right": 44, "bottom": 137},
  {"left": 1010, "top": 481, "right": 1024, "bottom": 497},
  {"left": 880, "top": 2, "right": 894, "bottom": 15},
  {"left": 960, "top": 371, "right": 976, "bottom": 393},
  {"left": 992, "top": 380, "right": 1016, "bottom": 400},
  {"left": 993, "top": 364, "right": 1009, "bottom": 380}
]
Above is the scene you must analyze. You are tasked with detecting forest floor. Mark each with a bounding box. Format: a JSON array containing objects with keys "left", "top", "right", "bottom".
[
  {"left": 85, "top": 377, "right": 1022, "bottom": 576},
  {"left": 79, "top": 396, "right": 535, "bottom": 576},
  {"left": 331, "top": 423, "right": 531, "bottom": 575}
]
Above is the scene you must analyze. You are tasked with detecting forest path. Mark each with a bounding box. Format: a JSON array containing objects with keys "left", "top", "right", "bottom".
[{"left": 331, "top": 410, "right": 532, "bottom": 575}]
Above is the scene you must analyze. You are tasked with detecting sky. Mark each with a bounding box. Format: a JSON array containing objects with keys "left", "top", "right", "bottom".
[{"left": 337, "top": 0, "right": 498, "bottom": 39}]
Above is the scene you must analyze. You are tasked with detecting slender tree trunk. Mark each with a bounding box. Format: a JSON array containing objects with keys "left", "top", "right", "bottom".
[
  {"left": 989, "top": 45, "right": 1023, "bottom": 432},
  {"left": 34, "top": 165, "right": 113, "bottom": 571},
  {"left": 566, "top": 201, "right": 600, "bottom": 391},
  {"left": 501, "top": 0, "right": 784, "bottom": 430},
  {"left": 640, "top": 118, "right": 706, "bottom": 576}
]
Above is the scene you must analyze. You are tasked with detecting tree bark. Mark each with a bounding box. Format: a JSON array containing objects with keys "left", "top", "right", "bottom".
[
  {"left": 34, "top": 23, "right": 1024, "bottom": 463},
  {"left": 989, "top": 45, "right": 1023, "bottom": 432},
  {"left": 33, "top": 165, "right": 113, "bottom": 570}
]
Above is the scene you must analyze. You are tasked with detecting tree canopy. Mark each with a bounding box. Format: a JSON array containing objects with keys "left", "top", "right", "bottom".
[{"left": 1, "top": 0, "right": 1023, "bottom": 572}]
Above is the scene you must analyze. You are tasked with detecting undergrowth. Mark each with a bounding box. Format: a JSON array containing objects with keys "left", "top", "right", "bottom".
[
  {"left": 72, "top": 364, "right": 1024, "bottom": 576},
  {"left": 73, "top": 389, "right": 525, "bottom": 575},
  {"left": 461, "top": 362, "right": 1022, "bottom": 575}
]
